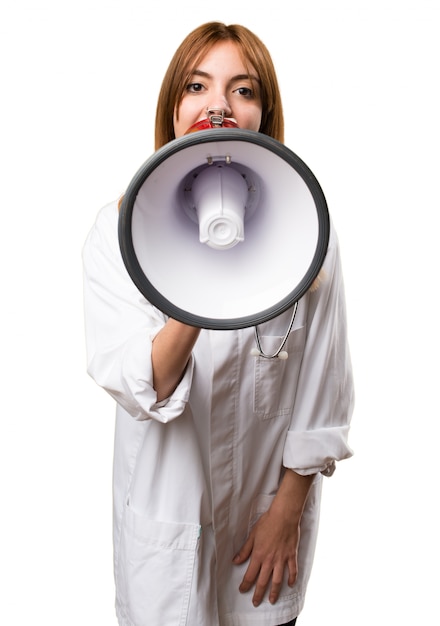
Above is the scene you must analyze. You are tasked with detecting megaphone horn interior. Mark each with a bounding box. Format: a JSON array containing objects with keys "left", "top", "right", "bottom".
[{"left": 118, "top": 128, "right": 330, "bottom": 330}]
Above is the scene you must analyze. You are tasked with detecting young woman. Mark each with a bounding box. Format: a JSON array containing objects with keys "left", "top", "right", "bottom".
[{"left": 83, "top": 22, "right": 354, "bottom": 626}]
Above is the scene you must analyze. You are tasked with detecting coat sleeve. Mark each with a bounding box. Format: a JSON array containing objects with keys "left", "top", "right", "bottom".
[
  {"left": 283, "top": 225, "right": 355, "bottom": 476},
  {"left": 82, "top": 201, "right": 194, "bottom": 422}
]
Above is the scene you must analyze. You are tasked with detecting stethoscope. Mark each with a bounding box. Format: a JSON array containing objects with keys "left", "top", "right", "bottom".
[{"left": 251, "top": 301, "right": 298, "bottom": 360}]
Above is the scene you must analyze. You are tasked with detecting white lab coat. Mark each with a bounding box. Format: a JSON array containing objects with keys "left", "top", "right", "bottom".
[{"left": 83, "top": 200, "right": 354, "bottom": 626}]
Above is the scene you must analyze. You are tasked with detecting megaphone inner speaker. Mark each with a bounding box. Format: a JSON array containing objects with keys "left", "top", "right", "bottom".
[{"left": 118, "top": 129, "right": 330, "bottom": 330}]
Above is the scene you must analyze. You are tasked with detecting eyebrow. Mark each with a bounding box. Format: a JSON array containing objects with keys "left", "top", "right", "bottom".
[{"left": 190, "top": 69, "right": 261, "bottom": 84}]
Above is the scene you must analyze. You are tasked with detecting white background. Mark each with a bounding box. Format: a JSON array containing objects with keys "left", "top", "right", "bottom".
[{"left": 1, "top": 1, "right": 439, "bottom": 623}]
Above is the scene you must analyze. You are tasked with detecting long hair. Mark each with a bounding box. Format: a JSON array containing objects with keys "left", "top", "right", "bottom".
[{"left": 154, "top": 22, "right": 284, "bottom": 150}]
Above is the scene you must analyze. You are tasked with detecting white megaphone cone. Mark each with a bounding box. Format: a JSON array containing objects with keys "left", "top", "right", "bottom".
[{"left": 188, "top": 163, "right": 248, "bottom": 250}]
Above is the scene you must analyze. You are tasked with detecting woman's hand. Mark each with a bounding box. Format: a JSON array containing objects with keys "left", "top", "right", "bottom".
[{"left": 233, "top": 470, "right": 315, "bottom": 606}]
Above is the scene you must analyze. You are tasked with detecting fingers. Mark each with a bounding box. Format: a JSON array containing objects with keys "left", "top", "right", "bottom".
[
  {"left": 238, "top": 560, "right": 260, "bottom": 597},
  {"left": 287, "top": 554, "right": 298, "bottom": 588},
  {"left": 232, "top": 535, "right": 254, "bottom": 565},
  {"left": 239, "top": 562, "right": 285, "bottom": 606},
  {"left": 236, "top": 554, "right": 298, "bottom": 607},
  {"left": 268, "top": 579, "right": 282, "bottom": 606},
  {"left": 256, "top": 563, "right": 283, "bottom": 606}
]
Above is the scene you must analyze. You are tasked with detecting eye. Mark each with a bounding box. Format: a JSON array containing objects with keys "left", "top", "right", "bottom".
[
  {"left": 186, "top": 82, "right": 205, "bottom": 93},
  {"left": 234, "top": 86, "right": 254, "bottom": 98}
]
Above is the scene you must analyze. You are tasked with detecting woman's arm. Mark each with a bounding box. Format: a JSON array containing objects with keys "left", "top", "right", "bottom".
[
  {"left": 152, "top": 319, "right": 201, "bottom": 401},
  {"left": 83, "top": 202, "right": 198, "bottom": 421},
  {"left": 233, "top": 469, "right": 315, "bottom": 606}
]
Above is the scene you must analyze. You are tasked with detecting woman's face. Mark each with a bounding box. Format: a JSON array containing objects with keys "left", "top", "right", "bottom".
[{"left": 173, "top": 41, "right": 262, "bottom": 138}]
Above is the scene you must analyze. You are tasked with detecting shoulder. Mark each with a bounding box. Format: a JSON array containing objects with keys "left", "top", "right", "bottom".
[
  {"left": 85, "top": 198, "right": 120, "bottom": 245},
  {"left": 92, "top": 198, "right": 120, "bottom": 234},
  {"left": 83, "top": 198, "right": 122, "bottom": 269}
]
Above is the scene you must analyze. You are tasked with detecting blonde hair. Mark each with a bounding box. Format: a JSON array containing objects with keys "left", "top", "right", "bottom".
[{"left": 154, "top": 22, "right": 284, "bottom": 150}]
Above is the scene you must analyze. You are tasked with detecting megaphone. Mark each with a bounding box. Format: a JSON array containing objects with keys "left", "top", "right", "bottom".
[{"left": 118, "top": 128, "right": 329, "bottom": 331}]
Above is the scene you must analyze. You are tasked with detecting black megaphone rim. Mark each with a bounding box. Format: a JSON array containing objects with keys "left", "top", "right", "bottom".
[{"left": 118, "top": 128, "right": 330, "bottom": 330}]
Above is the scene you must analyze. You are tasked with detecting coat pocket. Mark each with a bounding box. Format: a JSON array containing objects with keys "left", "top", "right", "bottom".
[
  {"left": 253, "top": 325, "right": 306, "bottom": 420},
  {"left": 117, "top": 504, "right": 201, "bottom": 626}
]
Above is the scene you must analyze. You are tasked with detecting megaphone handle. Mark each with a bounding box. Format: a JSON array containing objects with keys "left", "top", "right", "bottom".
[{"left": 252, "top": 301, "right": 298, "bottom": 359}]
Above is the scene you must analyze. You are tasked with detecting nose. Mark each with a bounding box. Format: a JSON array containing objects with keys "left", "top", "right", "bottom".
[{"left": 206, "top": 94, "right": 232, "bottom": 118}]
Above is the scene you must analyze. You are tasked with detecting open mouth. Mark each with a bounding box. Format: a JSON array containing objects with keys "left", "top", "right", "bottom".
[{"left": 185, "top": 117, "right": 239, "bottom": 134}]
